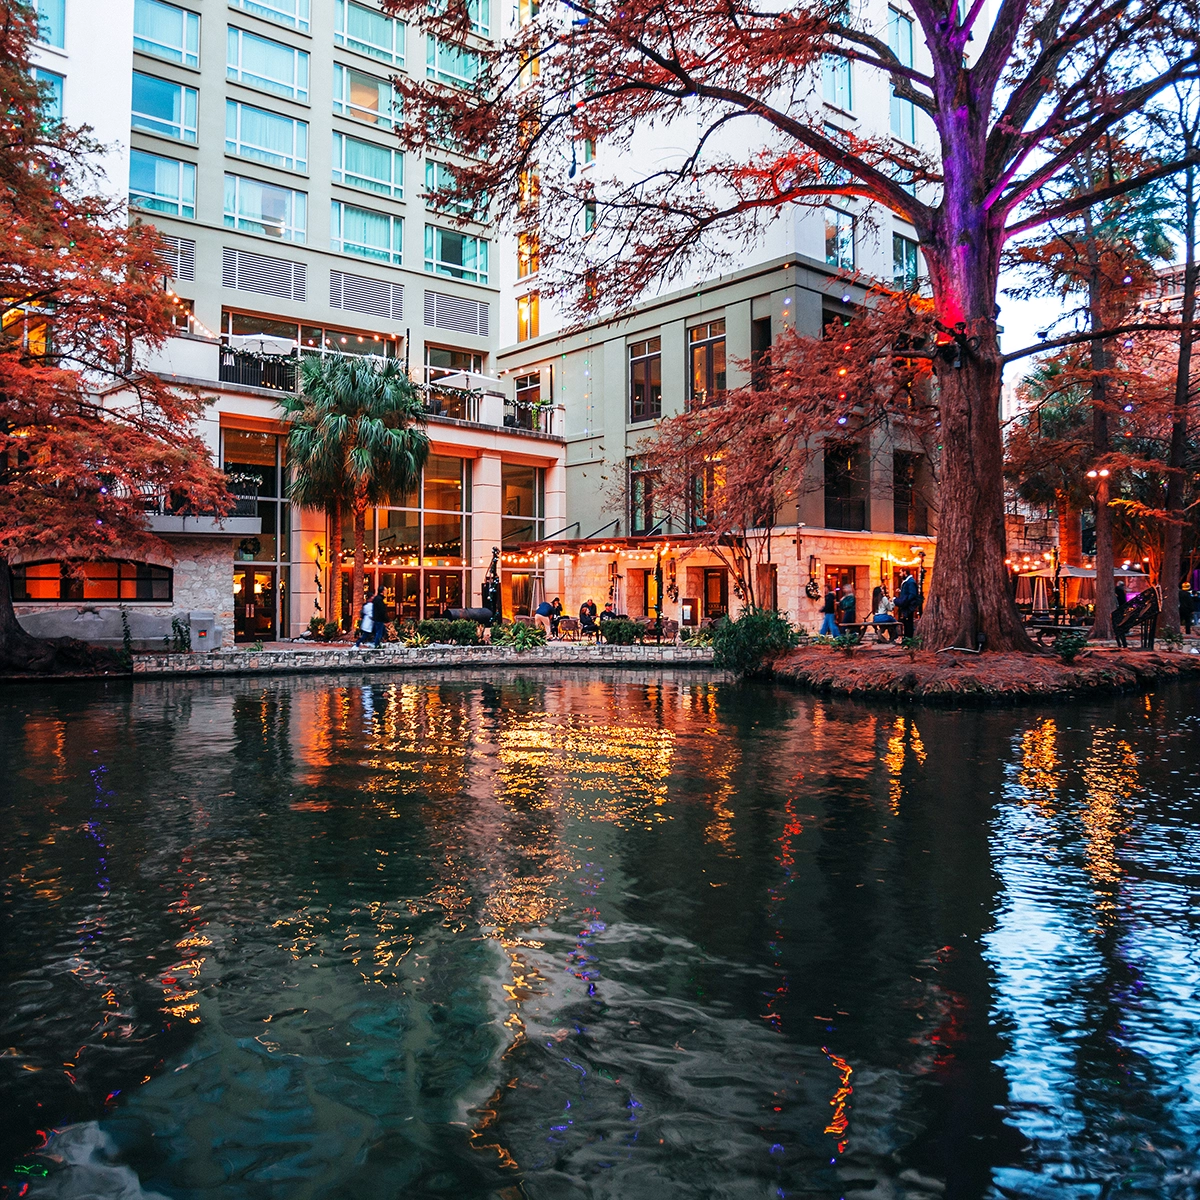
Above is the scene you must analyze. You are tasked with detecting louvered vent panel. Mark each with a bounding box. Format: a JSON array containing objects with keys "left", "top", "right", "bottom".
[
  {"left": 157, "top": 234, "right": 196, "bottom": 281},
  {"left": 424, "top": 290, "right": 488, "bottom": 337},
  {"left": 221, "top": 247, "right": 306, "bottom": 301},
  {"left": 329, "top": 270, "right": 403, "bottom": 320}
]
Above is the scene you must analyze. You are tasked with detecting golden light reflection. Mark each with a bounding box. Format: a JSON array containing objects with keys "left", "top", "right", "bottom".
[
  {"left": 882, "top": 716, "right": 926, "bottom": 814},
  {"left": 822, "top": 1047, "right": 854, "bottom": 1152},
  {"left": 1080, "top": 727, "right": 1138, "bottom": 913},
  {"left": 1017, "top": 717, "right": 1062, "bottom": 812}
]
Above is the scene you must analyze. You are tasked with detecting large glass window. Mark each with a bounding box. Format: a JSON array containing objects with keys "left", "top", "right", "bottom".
[
  {"left": 230, "top": 0, "right": 310, "bottom": 32},
  {"left": 333, "top": 63, "right": 397, "bottom": 128},
  {"left": 331, "top": 200, "right": 403, "bottom": 263},
  {"left": 893, "top": 232, "right": 919, "bottom": 288},
  {"left": 426, "top": 38, "right": 481, "bottom": 87},
  {"left": 425, "top": 346, "right": 482, "bottom": 382},
  {"left": 825, "top": 207, "right": 855, "bottom": 269},
  {"left": 132, "top": 72, "right": 198, "bottom": 142},
  {"left": 133, "top": 0, "right": 199, "bottom": 68},
  {"left": 227, "top": 28, "right": 309, "bottom": 102},
  {"left": 13, "top": 560, "right": 172, "bottom": 602},
  {"left": 224, "top": 173, "right": 307, "bottom": 241},
  {"left": 32, "top": 68, "right": 64, "bottom": 121},
  {"left": 629, "top": 336, "right": 661, "bottom": 422},
  {"left": 223, "top": 428, "right": 290, "bottom": 564},
  {"left": 424, "top": 159, "right": 475, "bottom": 215},
  {"left": 332, "top": 131, "right": 402, "bottom": 197},
  {"left": 35, "top": 0, "right": 65, "bottom": 47},
  {"left": 130, "top": 149, "right": 195, "bottom": 217},
  {"left": 629, "top": 456, "right": 656, "bottom": 534},
  {"left": 893, "top": 450, "right": 928, "bottom": 535},
  {"left": 424, "top": 225, "right": 488, "bottom": 283},
  {"left": 335, "top": 0, "right": 405, "bottom": 65},
  {"left": 226, "top": 100, "right": 308, "bottom": 171},
  {"left": 516, "top": 231, "right": 538, "bottom": 278},
  {"left": 688, "top": 320, "right": 725, "bottom": 408},
  {"left": 822, "top": 54, "right": 851, "bottom": 111},
  {"left": 426, "top": 0, "right": 489, "bottom": 35},
  {"left": 824, "top": 440, "right": 868, "bottom": 530},
  {"left": 517, "top": 292, "right": 539, "bottom": 342},
  {"left": 501, "top": 463, "right": 543, "bottom": 546},
  {"left": 888, "top": 9, "right": 916, "bottom": 142}
]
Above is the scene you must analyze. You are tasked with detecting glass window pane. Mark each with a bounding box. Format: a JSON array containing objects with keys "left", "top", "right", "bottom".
[
  {"left": 32, "top": 68, "right": 64, "bottom": 121},
  {"left": 227, "top": 28, "right": 308, "bottom": 101},
  {"left": 134, "top": 0, "right": 199, "bottom": 68},
  {"left": 423, "top": 455, "right": 463, "bottom": 511},
  {"left": 334, "top": 64, "right": 395, "bottom": 128},
  {"left": 132, "top": 72, "right": 198, "bottom": 142},
  {"left": 226, "top": 100, "right": 307, "bottom": 171},
  {"left": 377, "top": 509, "right": 419, "bottom": 564},
  {"left": 230, "top": 0, "right": 310, "bottom": 32},
  {"left": 224, "top": 173, "right": 307, "bottom": 241},
  {"left": 422, "top": 515, "right": 462, "bottom": 563},
  {"left": 333, "top": 131, "right": 401, "bottom": 197},
  {"left": 336, "top": 0, "right": 404, "bottom": 64},
  {"left": 36, "top": 0, "right": 65, "bottom": 47},
  {"left": 130, "top": 149, "right": 195, "bottom": 218},
  {"left": 331, "top": 201, "right": 401, "bottom": 263}
]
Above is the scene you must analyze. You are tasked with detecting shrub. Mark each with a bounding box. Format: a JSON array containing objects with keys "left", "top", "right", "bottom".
[
  {"left": 308, "top": 614, "right": 325, "bottom": 640},
  {"left": 681, "top": 627, "right": 714, "bottom": 648},
  {"left": 900, "top": 635, "right": 924, "bottom": 660},
  {"left": 417, "top": 618, "right": 481, "bottom": 646},
  {"left": 322, "top": 620, "right": 341, "bottom": 641},
  {"left": 163, "top": 615, "right": 191, "bottom": 653},
  {"left": 711, "top": 608, "right": 800, "bottom": 676},
  {"left": 494, "top": 621, "right": 547, "bottom": 651},
  {"left": 831, "top": 632, "right": 861, "bottom": 655},
  {"left": 1161, "top": 629, "right": 1184, "bottom": 651},
  {"left": 601, "top": 618, "right": 641, "bottom": 645},
  {"left": 1053, "top": 629, "right": 1089, "bottom": 663}
]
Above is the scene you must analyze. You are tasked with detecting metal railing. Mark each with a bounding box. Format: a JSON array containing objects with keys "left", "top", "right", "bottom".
[
  {"left": 424, "top": 385, "right": 480, "bottom": 422},
  {"left": 504, "top": 398, "right": 553, "bottom": 433},
  {"left": 219, "top": 347, "right": 297, "bottom": 392}
]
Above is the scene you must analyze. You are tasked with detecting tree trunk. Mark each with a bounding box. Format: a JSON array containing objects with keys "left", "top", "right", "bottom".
[
  {"left": 1057, "top": 494, "right": 1082, "bottom": 565},
  {"left": 0, "top": 559, "right": 55, "bottom": 671},
  {"left": 351, "top": 502, "right": 367, "bottom": 635},
  {"left": 328, "top": 498, "right": 343, "bottom": 628},
  {"left": 1159, "top": 164, "right": 1197, "bottom": 635},
  {"left": 916, "top": 328, "right": 1032, "bottom": 651},
  {"left": 1085, "top": 215, "right": 1116, "bottom": 641}
]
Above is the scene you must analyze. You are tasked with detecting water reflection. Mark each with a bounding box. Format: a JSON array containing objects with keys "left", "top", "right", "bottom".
[{"left": 1, "top": 674, "right": 1198, "bottom": 1198}]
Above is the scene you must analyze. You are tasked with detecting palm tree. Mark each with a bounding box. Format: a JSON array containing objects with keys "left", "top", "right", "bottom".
[{"left": 281, "top": 355, "right": 429, "bottom": 631}]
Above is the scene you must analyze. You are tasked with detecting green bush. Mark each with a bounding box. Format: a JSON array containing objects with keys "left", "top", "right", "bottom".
[
  {"left": 711, "top": 608, "right": 800, "bottom": 676},
  {"left": 1053, "top": 629, "right": 1089, "bottom": 663},
  {"left": 831, "top": 632, "right": 861, "bottom": 654},
  {"left": 417, "top": 618, "right": 481, "bottom": 646},
  {"left": 1161, "top": 629, "right": 1184, "bottom": 651},
  {"left": 681, "top": 627, "right": 714, "bottom": 648},
  {"left": 494, "top": 621, "right": 547, "bottom": 651},
  {"left": 322, "top": 619, "right": 341, "bottom": 641},
  {"left": 601, "top": 618, "right": 641, "bottom": 645}
]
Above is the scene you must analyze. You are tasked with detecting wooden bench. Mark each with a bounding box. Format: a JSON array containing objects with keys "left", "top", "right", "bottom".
[
  {"left": 1027, "top": 623, "right": 1091, "bottom": 645},
  {"left": 839, "top": 621, "right": 900, "bottom": 644}
]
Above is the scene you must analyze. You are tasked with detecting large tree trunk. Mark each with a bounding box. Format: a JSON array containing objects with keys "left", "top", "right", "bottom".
[
  {"left": 1057, "top": 494, "right": 1082, "bottom": 565},
  {"left": 351, "top": 502, "right": 367, "bottom": 634},
  {"left": 1159, "top": 165, "right": 1197, "bottom": 635},
  {"left": 328, "top": 498, "right": 343, "bottom": 628},
  {"left": 1085, "top": 216, "right": 1116, "bottom": 641}
]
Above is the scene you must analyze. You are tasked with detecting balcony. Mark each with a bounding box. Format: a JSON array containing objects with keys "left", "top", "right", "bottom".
[
  {"left": 505, "top": 397, "right": 554, "bottom": 433},
  {"left": 141, "top": 487, "right": 261, "bottom": 537},
  {"left": 219, "top": 346, "right": 298, "bottom": 392}
]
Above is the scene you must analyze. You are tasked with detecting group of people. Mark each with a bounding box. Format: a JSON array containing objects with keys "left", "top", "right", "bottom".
[
  {"left": 817, "top": 571, "right": 922, "bottom": 642},
  {"left": 533, "top": 597, "right": 617, "bottom": 638}
]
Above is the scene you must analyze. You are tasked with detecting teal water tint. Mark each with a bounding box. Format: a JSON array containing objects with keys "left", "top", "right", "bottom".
[{"left": 1, "top": 673, "right": 1199, "bottom": 1199}]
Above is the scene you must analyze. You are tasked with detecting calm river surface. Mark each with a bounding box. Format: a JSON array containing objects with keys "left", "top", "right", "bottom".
[{"left": 2, "top": 672, "right": 1199, "bottom": 1200}]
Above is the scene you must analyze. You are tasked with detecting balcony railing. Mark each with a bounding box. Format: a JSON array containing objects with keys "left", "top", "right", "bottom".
[
  {"left": 219, "top": 347, "right": 297, "bottom": 392},
  {"left": 424, "top": 385, "right": 480, "bottom": 422},
  {"left": 504, "top": 398, "right": 553, "bottom": 433}
]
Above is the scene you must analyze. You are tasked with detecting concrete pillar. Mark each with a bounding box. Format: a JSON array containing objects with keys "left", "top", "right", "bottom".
[
  {"left": 725, "top": 299, "right": 752, "bottom": 391},
  {"left": 798, "top": 445, "right": 825, "bottom": 529},
  {"left": 869, "top": 428, "right": 894, "bottom": 534},
  {"left": 660, "top": 319, "right": 686, "bottom": 417},
  {"left": 472, "top": 451, "right": 503, "bottom": 607}
]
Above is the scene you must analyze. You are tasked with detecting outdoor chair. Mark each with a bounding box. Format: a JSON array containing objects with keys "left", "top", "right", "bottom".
[{"left": 557, "top": 617, "right": 579, "bottom": 641}]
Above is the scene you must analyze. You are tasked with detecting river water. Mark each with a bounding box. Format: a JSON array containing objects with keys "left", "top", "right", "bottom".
[{"left": 1, "top": 671, "right": 1198, "bottom": 1200}]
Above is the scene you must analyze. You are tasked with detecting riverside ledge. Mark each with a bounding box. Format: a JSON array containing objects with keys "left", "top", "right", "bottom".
[
  {"left": 772, "top": 645, "right": 1200, "bottom": 704},
  {"left": 132, "top": 642, "right": 718, "bottom": 678}
]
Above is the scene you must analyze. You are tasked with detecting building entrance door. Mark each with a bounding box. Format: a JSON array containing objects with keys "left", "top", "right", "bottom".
[
  {"left": 424, "top": 571, "right": 462, "bottom": 616},
  {"left": 703, "top": 569, "right": 728, "bottom": 618},
  {"left": 234, "top": 566, "right": 277, "bottom": 642},
  {"left": 379, "top": 570, "right": 419, "bottom": 621}
]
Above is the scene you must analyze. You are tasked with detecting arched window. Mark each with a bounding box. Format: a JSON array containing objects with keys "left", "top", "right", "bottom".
[{"left": 12, "top": 561, "right": 173, "bottom": 602}]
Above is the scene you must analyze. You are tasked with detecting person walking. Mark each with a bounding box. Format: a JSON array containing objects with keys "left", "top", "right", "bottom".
[
  {"left": 818, "top": 584, "right": 840, "bottom": 637},
  {"left": 895, "top": 570, "right": 920, "bottom": 640},
  {"left": 1180, "top": 583, "right": 1194, "bottom": 635},
  {"left": 837, "top": 582, "right": 857, "bottom": 628},
  {"left": 355, "top": 590, "right": 375, "bottom": 647},
  {"left": 370, "top": 588, "right": 388, "bottom": 647},
  {"left": 1113, "top": 581, "right": 1129, "bottom": 649}
]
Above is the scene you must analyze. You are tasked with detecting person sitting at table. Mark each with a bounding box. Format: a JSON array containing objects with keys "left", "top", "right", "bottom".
[
  {"left": 550, "top": 597, "right": 563, "bottom": 637},
  {"left": 871, "top": 585, "right": 899, "bottom": 642},
  {"left": 579, "top": 598, "right": 599, "bottom": 634},
  {"left": 600, "top": 602, "right": 617, "bottom": 622},
  {"left": 533, "top": 598, "right": 554, "bottom": 635}
]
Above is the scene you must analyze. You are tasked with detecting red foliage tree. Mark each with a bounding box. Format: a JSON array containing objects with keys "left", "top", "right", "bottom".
[
  {"left": 386, "top": 0, "right": 1198, "bottom": 649},
  {"left": 0, "top": 1, "right": 229, "bottom": 671}
]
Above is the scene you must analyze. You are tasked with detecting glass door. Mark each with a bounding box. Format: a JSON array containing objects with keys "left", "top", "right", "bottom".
[
  {"left": 424, "top": 571, "right": 462, "bottom": 617},
  {"left": 234, "top": 566, "right": 277, "bottom": 642}
]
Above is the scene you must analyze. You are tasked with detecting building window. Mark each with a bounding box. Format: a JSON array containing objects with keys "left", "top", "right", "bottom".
[
  {"left": 894, "top": 451, "right": 928, "bottom": 535},
  {"left": 226, "top": 100, "right": 308, "bottom": 171},
  {"left": 515, "top": 372, "right": 539, "bottom": 407},
  {"left": 424, "top": 159, "right": 473, "bottom": 215},
  {"left": 425, "top": 345, "right": 481, "bottom": 387},
  {"left": 888, "top": 9, "right": 916, "bottom": 142},
  {"left": 333, "top": 63, "right": 397, "bottom": 128},
  {"left": 501, "top": 462, "right": 544, "bottom": 546},
  {"left": 629, "top": 337, "right": 661, "bottom": 422},
  {"left": 516, "top": 232, "right": 538, "bottom": 278},
  {"left": 822, "top": 54, "right": 852, "bottom": 111},
  {"left": 517, "top": 292, "right": 539, "bottom": 342},
  {"left": 224, "top": 173, "right": 307, "bottom": 241},
  {"left": 751, "top": 316, "right": 772, "bottom": 391},
  {"left": 331, "top": 201, "right": 403, "bottom": 263},
  {"left": 335, "top": 0, "right": 405, "bottom": 65},
  {"left": 517, "top": 0, "right": 537, "bottom": 23},
  {"left": 32, "top": 68, "right": 64, "bottom": 122},
  {"left": 583, "top": 198, "right": 596, "bottom": 233},
  {"left": 130, "top": 149, "right": 196, "bottom": 218},
  {"left": 825, "top": 207, "right": 855, "bottom": 270},
  {"left": 227, "top": 28, "right": 309, "bottom": 102},
  {"left": 821, "top": 122, "right": 851, "bottom": 186},
  {"left": 35, "top": 0, "right": 65, "bottom": 48},
  {"left": 689, "top": 462, "right": 721, "bottom": 532},
  {"left": 13, "top": 560, "right": 172, "bottom": 602},
  {"left": 133, "top": 72, "right": 198, "bottom": 142},
  {"left": 426, "top": 38, "right": 481, "bottom": 88},
  {"left": 133, "top": 0, "right": 199, "bottom": 67},
  {"left": 230, "top": 0, "right": 310, "bottom": 32},
  {"left": 424, "top": 224, "right": 488, "bottom": 283},
  {"left": 518, "top": 166, "right": 540, "bottom": 214},
  {"left": 824, "top": 440, "right": 868, "bottom": 530},
  {"left": 333, "top": 131, "right": 402, "bottom": 197},
  {"left": 223, "top": 310, "right": 398, "bottom": 357},
  {"left": 688, "top": 320, "right": 726, "bottom": 408},
  {"left": 427, "top": 0, "right": 489, "bottom": 36},
  {"left": 629, "top": 456, "right": 656, "bottom": 534},
  {"left": 893, "top": 232, "right": 919, "bottom": 289}
]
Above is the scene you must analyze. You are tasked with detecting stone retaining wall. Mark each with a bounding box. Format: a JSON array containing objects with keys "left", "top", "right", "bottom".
[{"left": 133, "top": 643, "right": 718, "bottom": 677}]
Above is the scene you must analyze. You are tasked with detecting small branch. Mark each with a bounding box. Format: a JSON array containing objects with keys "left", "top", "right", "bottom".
[{"left": 1002, "top": 321, "right": 1193, "bottom": 365}]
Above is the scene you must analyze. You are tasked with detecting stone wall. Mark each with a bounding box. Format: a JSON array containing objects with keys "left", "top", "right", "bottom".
[
  {"left": 16, "top": 536, "right": 236, "bottom": 649},
  {"left": 133, "top": 642, "right": 719, "bottom": 677}
]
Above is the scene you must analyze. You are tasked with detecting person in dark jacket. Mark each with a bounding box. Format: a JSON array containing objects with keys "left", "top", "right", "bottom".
[
  {"left": 1113, "top": 582, "right": 1129, "bottom": 649},
  {"left": 818, "top": 586, "right": 840, "bottom": 637},
  {"left": 550, "top": 597, "right": 563, "bottom": 637},
  {"left": 837, "top": 583, "right": 857, "bottom": 627},
  {"left": 895, "top": 571, "right": 921, "bottom": 640},
  {"left": 1180, "top": 584, "right": 1194, "bottom": 635},
  {"left": 370, "top": 589, "right": 388, "bottom": 647},
  {"left": 579, "top": 598, "right": 598, "bottom": 633}
]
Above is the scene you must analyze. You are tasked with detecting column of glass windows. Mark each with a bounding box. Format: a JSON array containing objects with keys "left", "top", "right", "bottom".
[
  {"left": 688, "top": 322, "right": 725, "bottom": 408},
  {"left": 888, "top": 9, "right": 916, "bottom": 143},
  {"left": 629, "top": 337, "right": 661, "bottom": 422}
]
